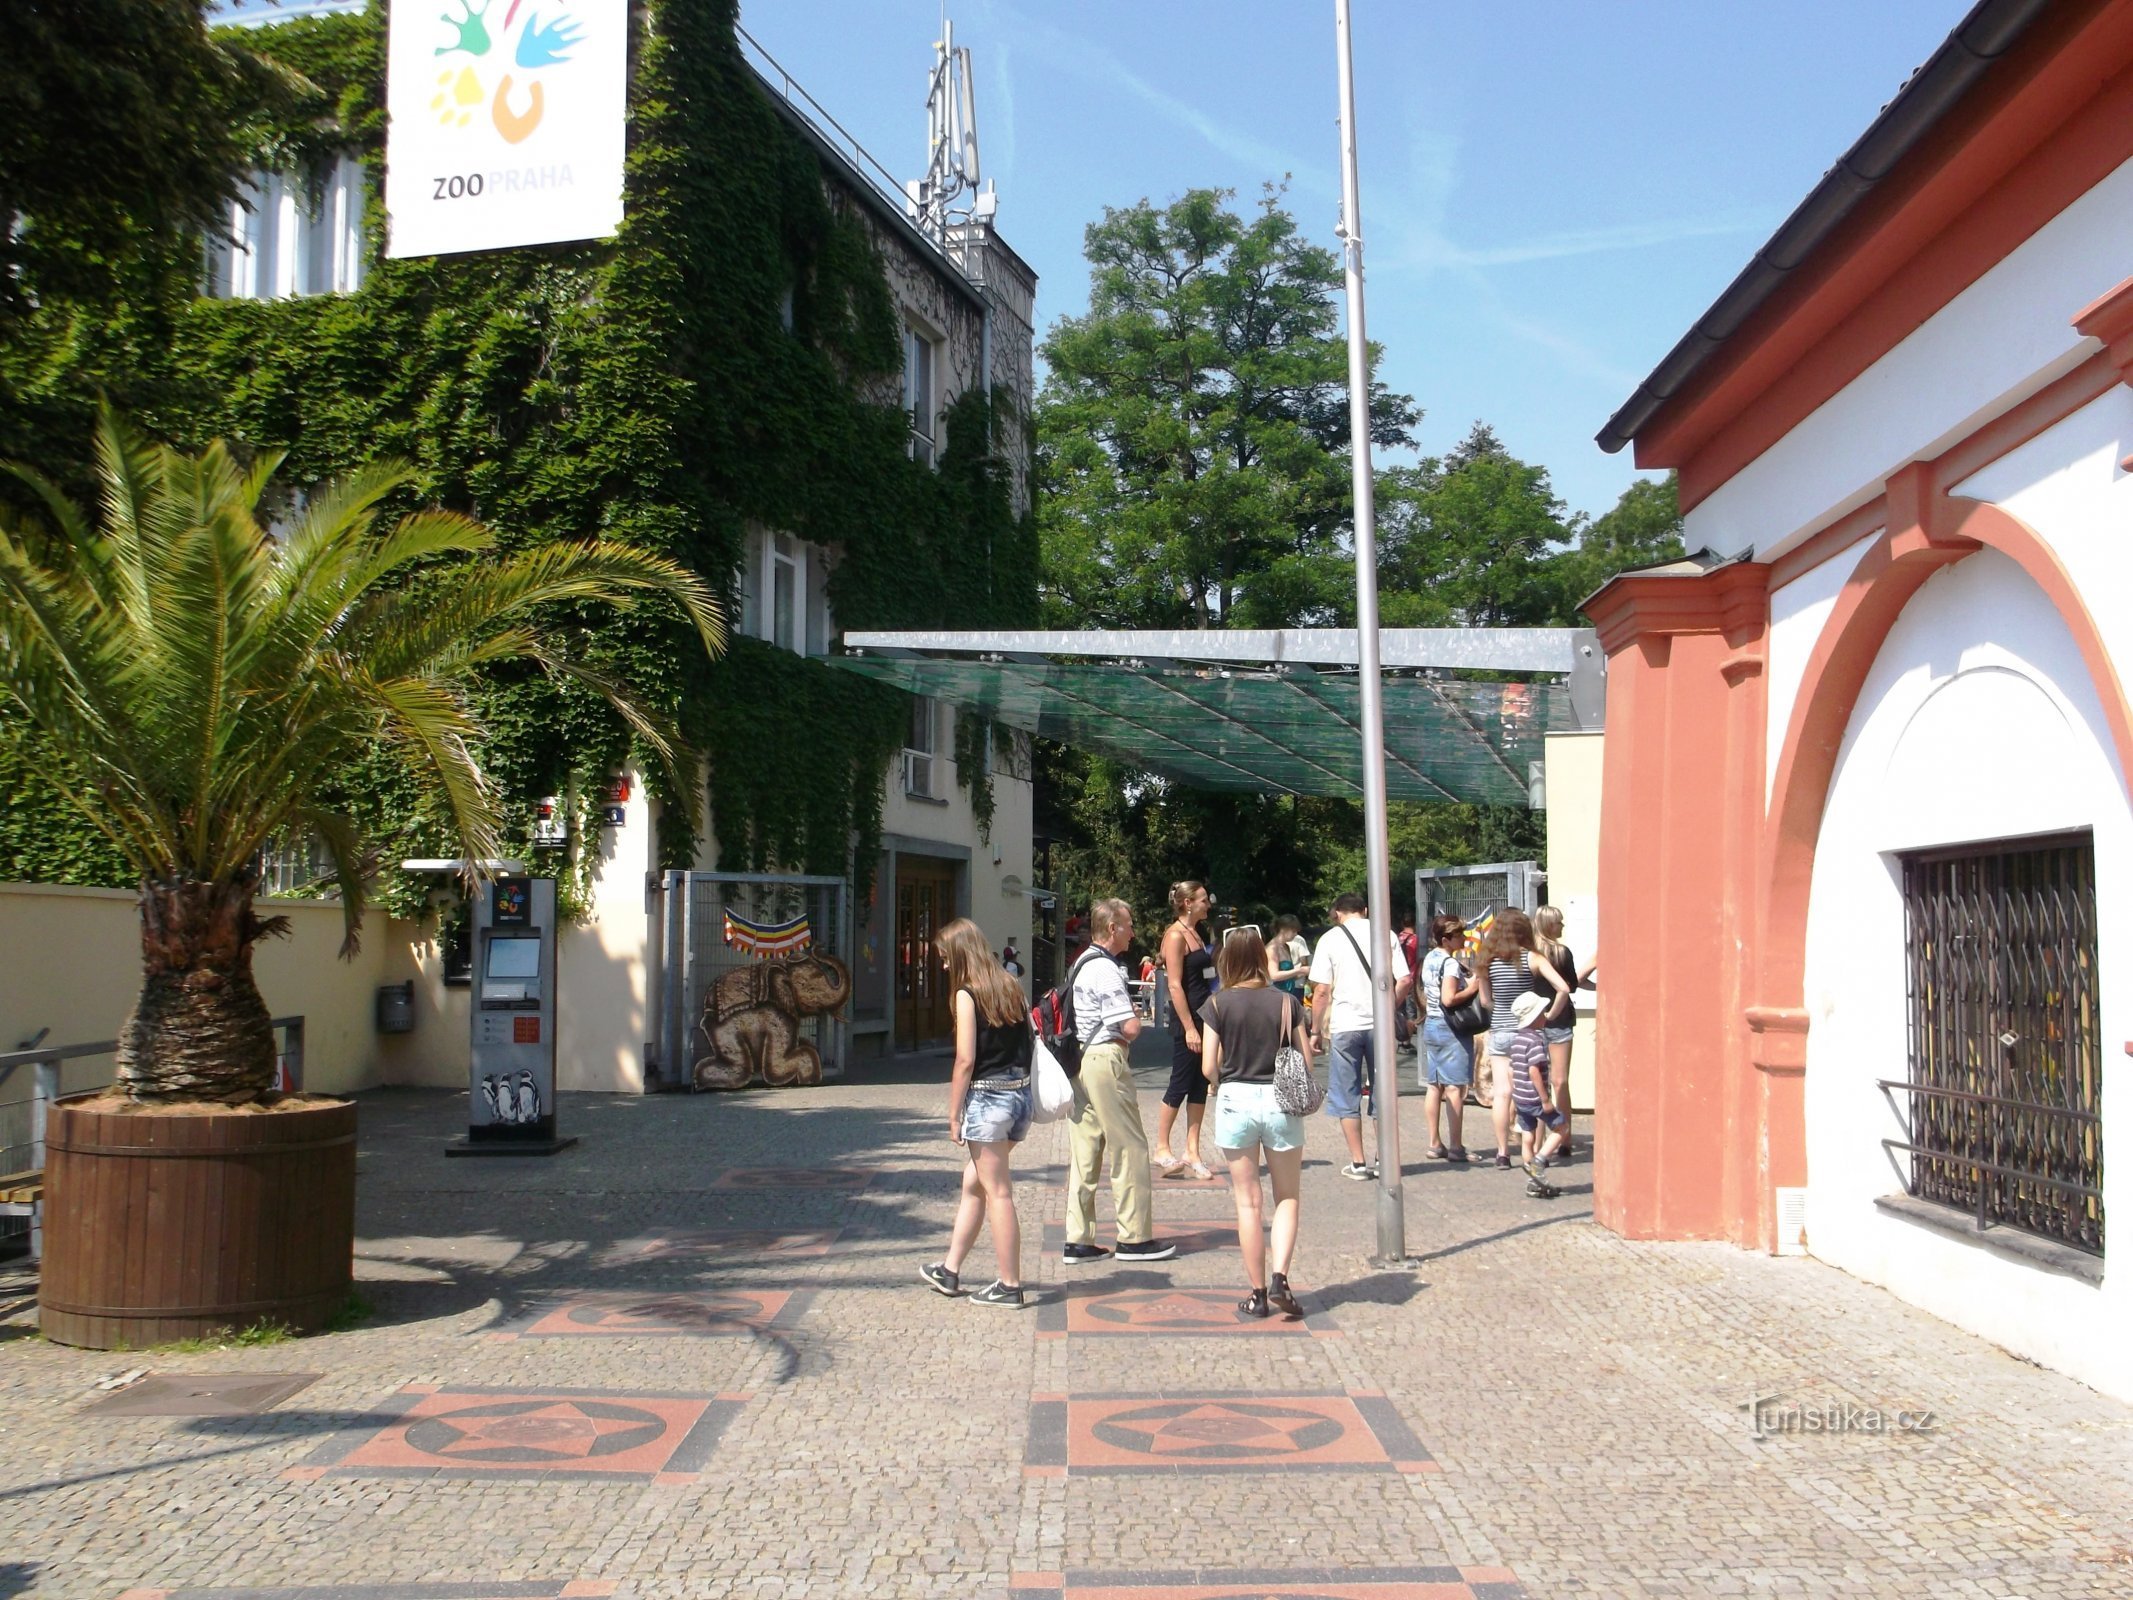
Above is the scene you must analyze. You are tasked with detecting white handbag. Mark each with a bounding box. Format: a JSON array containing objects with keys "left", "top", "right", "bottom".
[{"left": 1031, "top": 1033, "right": 1076, "bottom": 1122}]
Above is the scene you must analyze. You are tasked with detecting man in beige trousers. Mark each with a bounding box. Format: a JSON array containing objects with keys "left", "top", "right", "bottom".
[{"left": 1062, "top": 898, "right": 1176, "bottom": 1264}]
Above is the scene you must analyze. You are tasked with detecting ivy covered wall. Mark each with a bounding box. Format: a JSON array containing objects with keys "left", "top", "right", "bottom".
[{"left": 0, "top": 0, "right": 1037, "bottom": 902}]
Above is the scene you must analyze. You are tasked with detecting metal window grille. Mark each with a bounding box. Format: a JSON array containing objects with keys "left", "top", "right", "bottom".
[{"left": 1885, "top": 834, "right": 2103, "bottom": 1255}]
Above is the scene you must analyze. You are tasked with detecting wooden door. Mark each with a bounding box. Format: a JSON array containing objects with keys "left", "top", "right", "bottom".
[{"left": 894, "top": 858, "right": 958, "bottom": 1049}]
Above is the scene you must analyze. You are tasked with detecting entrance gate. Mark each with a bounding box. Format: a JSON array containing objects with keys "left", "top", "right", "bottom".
[
  {"left": 1414, "top": 860, "right": 1542, "bottom": 930},
  {"left": 658, "top": 872, "right": 850, "bottom": 1089}
]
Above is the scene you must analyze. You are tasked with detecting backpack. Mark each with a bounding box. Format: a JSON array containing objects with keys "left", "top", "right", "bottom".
[{"left": 1031, "top": 947, "right": 1107, "bottom": 1079}]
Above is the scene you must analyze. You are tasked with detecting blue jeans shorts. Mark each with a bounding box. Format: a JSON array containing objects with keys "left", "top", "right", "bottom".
[
  {"left": 1516, "top": 1104, "right": 1569, "bottom": 1135},
  {"left": 960, "top": 1078, "right": 1031, "bottom": 1144},
  {"left": 1325, "top": 1030, "right": 1378, "bottom": 1120},
  {"left": 1422, "top": 1020, "right": 1472, "bottom": 1087},
  {"left": 1212, "top": 1081, "right": 1304, "bottom": 1153}
]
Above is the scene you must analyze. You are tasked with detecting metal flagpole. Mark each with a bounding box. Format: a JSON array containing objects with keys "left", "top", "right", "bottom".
[{"left": 1333, "top": 0, "right": 1406, "bottom": 1266}]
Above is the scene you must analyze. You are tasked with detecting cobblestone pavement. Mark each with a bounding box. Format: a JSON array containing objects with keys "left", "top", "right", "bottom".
[{"left": 4, "top": 1048, "right": 2132, "bottom": 1599}]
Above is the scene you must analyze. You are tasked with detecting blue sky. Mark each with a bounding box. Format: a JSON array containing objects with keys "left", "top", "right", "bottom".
[{"left": 738, "top": 0, "right": 1963, "bottom": 521}]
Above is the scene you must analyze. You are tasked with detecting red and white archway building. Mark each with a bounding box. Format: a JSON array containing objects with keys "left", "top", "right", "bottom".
[{"left": 1592, "top": 0, "right": 2133, "bottom": 1398}]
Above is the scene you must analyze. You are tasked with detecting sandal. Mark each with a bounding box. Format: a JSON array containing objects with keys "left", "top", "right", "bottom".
[
  {"left": 1446, "top": 1146, "right": 1470, "bottom": 1163},
  {"left": 1185, "top": 1160, "right": 1214, "bottom": 1181},
  {"left": 1426, "top": 1144, "right": 1450, "bottom": 1161},
  {"left": 1266, "top": 1273, "right": 1303, "bottom": 1319},
  {"left": 1154, "top": 1152, "right": 1186, "bottom": 1177},
  {"left": 1238, "top": 1287, "right": 1271, "bottom": 1319}
]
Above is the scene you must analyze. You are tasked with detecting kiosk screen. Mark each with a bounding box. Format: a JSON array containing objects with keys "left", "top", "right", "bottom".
[{"left": 486, "top": 936, "right": 541, "bottom": 981}]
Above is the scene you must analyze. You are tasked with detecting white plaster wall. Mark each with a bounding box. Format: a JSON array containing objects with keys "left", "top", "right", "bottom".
[
  {"left": 1801, "top": 549, "right": 2131, "bottom": 1401},
  {"left": 1764, "top": 535, "right": 1875, "bottom": 806},
  {"left": 557, "top": 778, "right": 655, "bottom": 1094},
  {"left": 1682, "top": 153, "right": 2133, "bottom": 565}
]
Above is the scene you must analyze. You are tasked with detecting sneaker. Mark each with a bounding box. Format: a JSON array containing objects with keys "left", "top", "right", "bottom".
[
  {"left": 1341, "top": 1161, "right": 1377, "bottom": 1181},
  {"left": 1526, "top": 1175, "right": 1561, "bottom": 1199},
  {"left": 919, "top": 1262, "right": 961, "bottom": 1297},
  {"left": 1114, "top": 1237, "right": 1178, "bottom": 1262},
  {"left": 970, "top": 1280, "right": 1026, "bottom": 1308},
  {"left": 1266, "top": 1273, "right": 1303, "bottom": 1319},
  {"left": 1061, "top": 1242, "right": 1112, "bottom": 1265},
  {"left": 1523, "top": 1158, "right": 1545, "bottom": 1182},
  {"left": 1551, "top": 1144, "right": 1575, "bottom": 1166},
  {"left": 1494, "top": 1152, "right": 1513, "bottom": 1170}
]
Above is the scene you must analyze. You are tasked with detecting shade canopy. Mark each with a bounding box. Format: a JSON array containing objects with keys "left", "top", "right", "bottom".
[{"left": 827, "top": 629, "right": 1603, "bottom": 806}]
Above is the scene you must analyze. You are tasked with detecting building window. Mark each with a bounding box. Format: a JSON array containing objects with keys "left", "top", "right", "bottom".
[
  {"left": 902, "top": 695, "right": 937, "bottom": 797},
  {"left": 734, "top": 528, "right": 829, "bottom": 656},
  {"left": 203, "top": 157, "right": 367, "bottom": 301},
  {"left": 902, "top": 323, "right": 938, "bottom": 465},
  {"left": 1891, "top": 833, "right": 2102, "bottom": 1255}
]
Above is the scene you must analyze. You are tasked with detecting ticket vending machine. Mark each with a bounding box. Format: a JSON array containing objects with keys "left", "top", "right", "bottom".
[{"left": 447, "top": 874, "right": 577, "bottom": 1156}]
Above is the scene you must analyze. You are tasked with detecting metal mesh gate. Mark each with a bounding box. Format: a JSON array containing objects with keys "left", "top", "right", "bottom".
[
  {"left": 1414, "top": 860, "right": 1542, "bottom": 927},
  {"left": 1887, "top": 834, "right": 2102, "bottom": 1254},
  {"left": 658, "top": 873, "right": 850, "bottom": 1089}
]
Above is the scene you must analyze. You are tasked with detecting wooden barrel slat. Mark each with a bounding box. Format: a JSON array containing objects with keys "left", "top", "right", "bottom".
[{"left": 38, "top": 1095, "right": 357, "bottom": 1350}]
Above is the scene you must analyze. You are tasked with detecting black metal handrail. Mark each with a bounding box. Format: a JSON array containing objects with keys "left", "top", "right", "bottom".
[{"left": 1878, "top": 1077, "right": 2100, "bottom": 1124}]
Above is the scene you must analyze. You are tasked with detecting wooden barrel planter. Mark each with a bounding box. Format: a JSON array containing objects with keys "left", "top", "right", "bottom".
[{"left": 38, "top": 1094, "right": 357, "bottom": 1349}]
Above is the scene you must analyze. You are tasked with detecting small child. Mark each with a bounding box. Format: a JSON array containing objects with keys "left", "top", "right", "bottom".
[{"left": 1508, "top": 990, "right": 1569, "bottom": 1197}]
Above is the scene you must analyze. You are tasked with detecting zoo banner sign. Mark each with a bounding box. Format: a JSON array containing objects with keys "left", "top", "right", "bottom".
[{"left": 385, "top": 0, "right": 626, "bottom": 259}]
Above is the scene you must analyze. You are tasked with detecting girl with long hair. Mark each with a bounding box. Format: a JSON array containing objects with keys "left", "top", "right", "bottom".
[
  {"left": 920, "top": 918, "right": 1034, "bottom": 1307},
  {"left": 1531, "top": 905, "right": 1596, "bottom": 1164},
  {"left": 1199, "top": 927, "right": 1311, "bottom": 1317},
  {"left": 1420, "top": 913, "right": 1478, "bottom": 1162},
  {"left": 1156, "top": 879, "right": 1217, "bottom": 1180},
  {"left": 1474, "top": 908, "right": 1574, "bottom": 1170}
]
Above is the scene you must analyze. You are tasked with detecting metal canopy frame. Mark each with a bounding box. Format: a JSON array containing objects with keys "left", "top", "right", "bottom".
[{"left": 830, "top": 628, "right": 1604, "bottom": 807}]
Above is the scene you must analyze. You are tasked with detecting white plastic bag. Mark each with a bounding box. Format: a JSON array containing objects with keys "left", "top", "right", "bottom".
[{"left": 1031, "top": 1035, "right": 1075, "bottom": 1122}]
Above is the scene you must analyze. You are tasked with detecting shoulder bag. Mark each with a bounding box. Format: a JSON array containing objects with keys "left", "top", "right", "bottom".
[
  {"left": 1440, "top": 956, "right": 1489, "bottom": 1040},
  {"left": 1271, "top": 991, "right": 1324, "bottom": 1116}
]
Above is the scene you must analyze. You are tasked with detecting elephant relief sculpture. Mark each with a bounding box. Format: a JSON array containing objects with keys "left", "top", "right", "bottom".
[{"left": 693, "top": 953, "right": 852, "bottom": 1090}]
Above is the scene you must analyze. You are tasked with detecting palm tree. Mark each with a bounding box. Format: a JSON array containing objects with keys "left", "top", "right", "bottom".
[{"left": 0, "top": 408, "right": 723, "bottom": 1101}]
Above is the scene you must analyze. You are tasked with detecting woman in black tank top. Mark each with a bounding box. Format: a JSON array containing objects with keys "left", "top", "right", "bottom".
[
  {"left": 1158, "top": 880, "right": 1217, "bottom": 1179},
  {"left": 921, "top": 919, "right": 1035, "bottom": 1308}
]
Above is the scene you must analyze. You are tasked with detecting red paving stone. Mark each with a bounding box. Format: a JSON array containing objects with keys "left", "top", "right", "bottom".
[
  {"left": 1031, "top": 1390, "right": 1433, "bottom": 1474},
  {"left": 1045, "top": 1285, "right": 1319, "bottom": 1337},
  {"left": 301, "top": 1387, "right": 744, "bottom": 1480},
  {"left": 495, "top": 1288, "right": 810, "bottom": 1339}
]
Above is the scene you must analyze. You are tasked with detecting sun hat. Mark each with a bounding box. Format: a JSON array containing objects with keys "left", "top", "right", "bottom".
[{"left": 1510, "top": 990, "right": 1550, "bottom": 1029}]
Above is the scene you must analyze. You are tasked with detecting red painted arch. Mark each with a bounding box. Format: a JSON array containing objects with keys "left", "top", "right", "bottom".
[{"left": 1756, "top": 486, "right": 2133, "bottom": 1034}]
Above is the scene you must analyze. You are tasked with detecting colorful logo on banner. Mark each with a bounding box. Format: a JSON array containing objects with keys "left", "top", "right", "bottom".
[
  {"left": 429, "top": 0, "right": 583, "bottom": 144},
  {"left": 723, "top": 911, "right": 814, "bottom": 958},
  {"left": 386, "top": 0, "right": 624, "bottom": 258}
]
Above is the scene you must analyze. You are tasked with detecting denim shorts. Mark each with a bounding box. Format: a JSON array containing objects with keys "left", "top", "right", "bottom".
[
  {"left": 1212, "top": 1081, "right": 1304, "bottom": 1153},
  {"left": 1543, "top": 1021, "right": 1575, "bottom": 1047},
  {"left": 1324, "top": 1030, "right": 1378, "bottom": 1120},
  {"left": 1516, "top": 1103, "right": 1568, "bottom": 1134},
  {"left": 960, "top": 1078, "right": 1031, "bottom": 1144},
  {"left": 1422, "top": 1020, "right": 1472, "bottom": 1087}
]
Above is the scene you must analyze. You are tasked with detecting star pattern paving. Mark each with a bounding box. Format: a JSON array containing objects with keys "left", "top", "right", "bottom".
[
  {"left": 404, "top": 1400, "right": 669, "bottom": 1463},
  {"left": 1091, "top": 1399, "right": 1346, "bottom": 1461}
]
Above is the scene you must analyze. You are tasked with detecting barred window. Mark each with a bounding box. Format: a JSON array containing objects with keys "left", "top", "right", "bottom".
[{"left": 1888, "top": 834, "right": 2102, "bottom": 1255}]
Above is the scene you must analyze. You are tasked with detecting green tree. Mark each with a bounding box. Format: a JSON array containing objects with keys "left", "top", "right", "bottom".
[
  {"left": 1378, "top": 423, "right": 1575, "bottom": 627},
  {"left": 0, "top": 410, "right": 722, "bottom": 1100},
  {"left": 1550, "top": 472, "right": 1688, "bottom": 615},
  {"left": 1038, "top": 185, "right": 1416, "bottom": 629}
]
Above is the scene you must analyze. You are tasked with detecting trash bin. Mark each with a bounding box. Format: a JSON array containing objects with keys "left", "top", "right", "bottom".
[{"left": 375, "top": 982, "right": 415, "bottom": 1034}]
